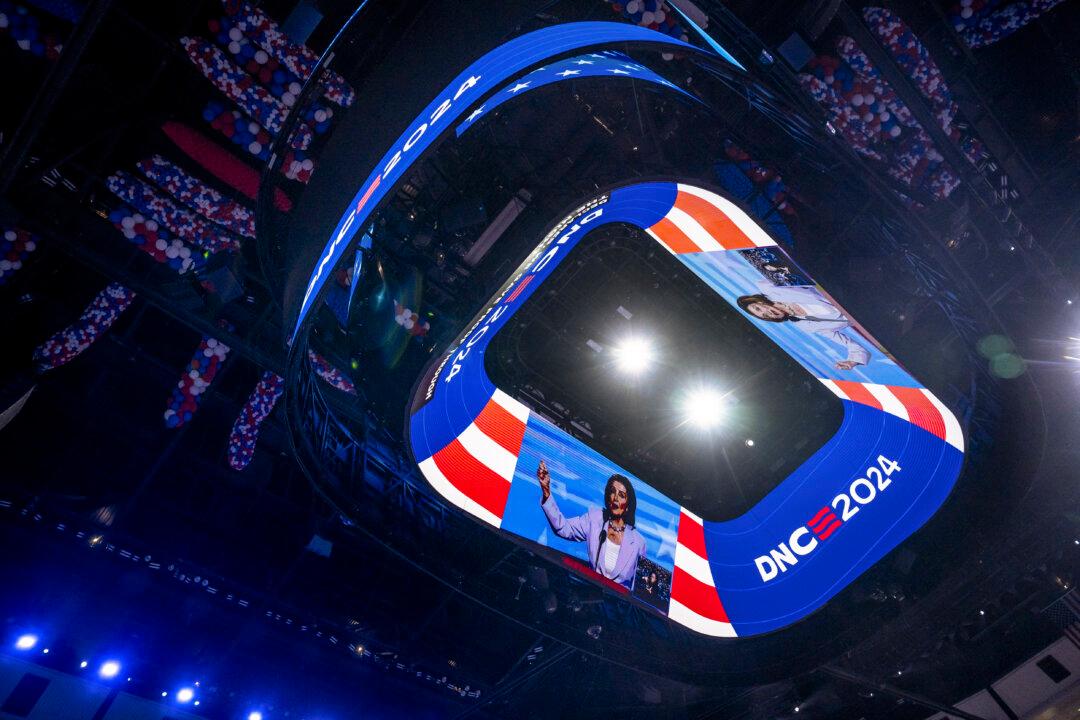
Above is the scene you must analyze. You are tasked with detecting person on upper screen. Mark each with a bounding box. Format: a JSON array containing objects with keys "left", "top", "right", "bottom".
[
  {"left": 736, "top": 284, "right": 871, "bottom": 371},
  {"left": 642, "top": 571, "right": 659, "bottom": 595},
  {"left": 536, "top": 460, "right": 646, "bottom": 590}
]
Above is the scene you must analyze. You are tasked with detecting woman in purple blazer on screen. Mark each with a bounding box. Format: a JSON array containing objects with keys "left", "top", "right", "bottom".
[{"left": 537, "top": 460, "right": 647, "bottom": 590}]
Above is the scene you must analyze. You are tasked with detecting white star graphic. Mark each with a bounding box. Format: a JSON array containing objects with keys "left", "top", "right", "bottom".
[
  {"left": 574, "top": 59, "right": 594, "bottom": 65},
  {"left": 507, "top": 82, "right": 531, "bottom": 93},
  {"left": 556, "top": 69, "right": 581, "bottom": 77},
  {"left": 465, "top": 106, "right": 485, "bottom": 122},
  {"left": 608, "top": 68, "right": 630, "bottom": 75}
]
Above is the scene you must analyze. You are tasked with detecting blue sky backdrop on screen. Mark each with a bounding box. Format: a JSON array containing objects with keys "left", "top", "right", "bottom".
[{"left": 500, "top": 415, "right": 680, "bottom": 572}]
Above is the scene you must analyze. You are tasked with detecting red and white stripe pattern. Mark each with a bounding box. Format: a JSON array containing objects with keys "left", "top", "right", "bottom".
[
  {"left": 417, "top": 389, "right": 530, "bottom": 527},
  {"left": 669, "top": 509, "right": 737, "bottom": 637},
  {"left": 645, "top": 184, "right": 777, "bottom": 255},
  {"left": 819, "top": 379, "right": 964, "bottom": 451}
]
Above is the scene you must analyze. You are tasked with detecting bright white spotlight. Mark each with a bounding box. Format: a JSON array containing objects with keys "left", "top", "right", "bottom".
[
  {"left": 612, "top": 336, "right": 655, "bottom": 375},
  {"left": 14, "top": 634, "right": 38, "bottom": 650},
  {"left": 176, "top": 687, "right": 195, "bottom": 703},
  {"left": 248, "top": 712, "right": 264, "bottom": 720},
  {"left": 682, "top": 388, "right": 726, "bottom": 429},
  {"left": 98, "top": 661, "right": 121, "bottom": 679},
  {"left": 79, "top": 660, "right": 88, "bottom": 669}
]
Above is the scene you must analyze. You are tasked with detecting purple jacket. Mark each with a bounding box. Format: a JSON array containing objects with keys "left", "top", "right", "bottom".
[{"left": 541, "top": 495, "right": 647, "bottom": 590}]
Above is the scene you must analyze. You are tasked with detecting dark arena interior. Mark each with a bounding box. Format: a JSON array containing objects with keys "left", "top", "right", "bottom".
[{"left": 0, "top": 0, "right": 1079, "bottom": 718}]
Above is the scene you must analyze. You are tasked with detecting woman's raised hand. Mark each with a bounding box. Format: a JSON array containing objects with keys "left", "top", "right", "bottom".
[{"left": 537, "top": 459, "right": 551, "bottom": 502}]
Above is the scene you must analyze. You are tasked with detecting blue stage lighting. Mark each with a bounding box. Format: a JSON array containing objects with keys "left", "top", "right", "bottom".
[
  {"left": 14, "top": 634, "right": 38, "bottom": 650},
  {"left": 98, "top": 661, "right": 121, "bottom": 679},
  {"left": 248, "top": 712, "right": 264, "bottom": 720},
  {"left": 176, "top": 687, "right": 195, "bottom": 703}
]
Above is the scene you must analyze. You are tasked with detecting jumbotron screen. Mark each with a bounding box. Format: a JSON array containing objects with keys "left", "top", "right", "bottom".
[{"left": 407, "top": 181, "right": 964, "bottom": 638}]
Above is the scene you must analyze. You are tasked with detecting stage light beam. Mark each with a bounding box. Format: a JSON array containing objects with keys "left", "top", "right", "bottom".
[
  {"left": 176, "top": 687, "right": 194, "bottom": 703},
  {"left": 98, "top": 661, "right": 121, "bottom": 679},
  {"left": 682, "top": 387, "right": 728, "bottom": 429},
  {"left": 612, "top": 336, "right": 655, "bottom": 375},
  {"left": 15, "top": 634, "right": 37, "bottom": 650}
]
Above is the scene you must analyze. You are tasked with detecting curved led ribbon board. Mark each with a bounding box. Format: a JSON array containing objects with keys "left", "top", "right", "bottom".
[
  {"left": 292, "top": 20, "right": 737, "bottom": 342},
  {"left": 408, "top": 181, "right": 965, "bottom": 638}
]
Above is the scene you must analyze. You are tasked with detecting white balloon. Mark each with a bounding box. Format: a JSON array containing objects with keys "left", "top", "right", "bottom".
[
  {"left": 228, "top": 27, "right": 242, "bottom": 41},
  {"left": 4, "top": 230, "right": 15, "bottom": 241},
  {"left": 155, "top": 239, "right": 168, "bottom": 251}
]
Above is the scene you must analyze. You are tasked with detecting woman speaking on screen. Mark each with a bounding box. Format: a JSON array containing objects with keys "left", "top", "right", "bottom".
[{"left": 537, "top": 459, "right": 647, "bottom": 590}]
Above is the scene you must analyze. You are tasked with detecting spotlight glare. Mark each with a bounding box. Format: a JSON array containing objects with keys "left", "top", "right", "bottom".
[
  {"left": 176, "top": 687, "right": 195, "bottom": 703},
  {"left": 15, "top": 634, "right": 38, "bottom": 650},
  {"left": 745, "top": 438, "right": 755, "bottom": 447},
  {"left": 682, "top": 387, "right": 727, "bottom": 429},
  {"left": 248, "top": 712, "right": 264, "bottom": 720},
  {"left": 98, "top": 661, "right": 121, "bottom": 679},
  {"left": 79, "top": 660, "right": 88, "bottom": 669},
  {"left": 42, "top": 648, "right": 49, "bottom": 654},
  {"left": 612, "top": 336, "right": 655, "bottom": 375}
]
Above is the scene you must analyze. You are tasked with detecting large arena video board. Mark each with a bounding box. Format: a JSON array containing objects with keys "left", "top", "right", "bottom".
[
  {"left": 407, "top": 181, "right": 965, "bottom": 638},
  {"left": 292, "top": 21, "right": 715, "bottom": 343}
]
